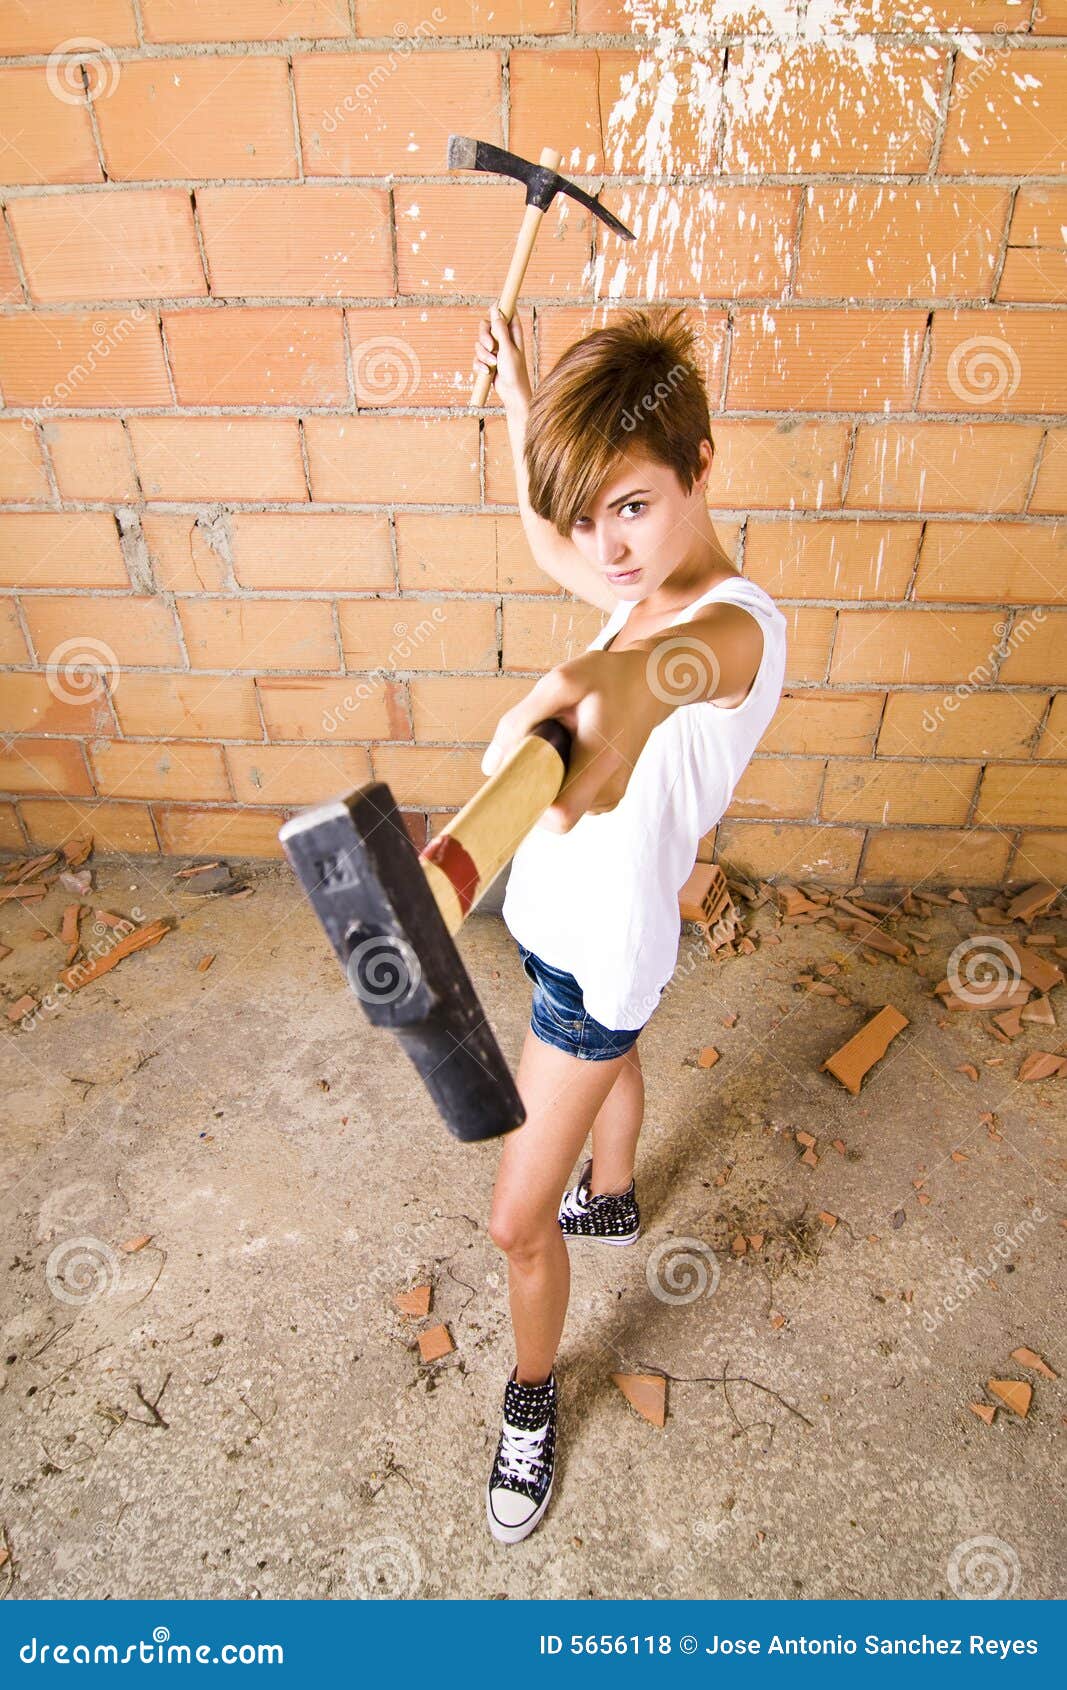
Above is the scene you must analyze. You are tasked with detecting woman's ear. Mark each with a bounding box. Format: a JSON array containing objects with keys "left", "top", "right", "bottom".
[{"left": 693, "top": 436, "right": 714, "bottom": 492}]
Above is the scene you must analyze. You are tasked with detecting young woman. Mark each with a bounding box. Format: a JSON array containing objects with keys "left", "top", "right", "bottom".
[{"left": 472, "top": 304, "right": 788, "bottom": 1544}]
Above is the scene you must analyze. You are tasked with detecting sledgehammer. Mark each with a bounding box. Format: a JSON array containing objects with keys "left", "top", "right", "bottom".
[{"left": 279, "top": 718, "right": 572, "bottom": 1144}]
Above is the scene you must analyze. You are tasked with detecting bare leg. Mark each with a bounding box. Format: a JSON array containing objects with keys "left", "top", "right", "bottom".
[
  {"left": 488, "top": 1028, "right": 633, "bottom": 1385},
  {"left": 590, "top": 1042, "right": 644, "bottom": 1196}
]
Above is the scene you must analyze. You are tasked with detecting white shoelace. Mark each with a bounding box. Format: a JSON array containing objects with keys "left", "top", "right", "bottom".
[
  {"left": 558, "top": 1183, "right": 590, "bottom": 1221},
  {"left": 497, "top": 1421, "right": 549, "bottom": 1485}
]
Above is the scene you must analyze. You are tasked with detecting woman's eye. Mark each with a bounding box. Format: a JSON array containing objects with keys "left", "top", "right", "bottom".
[{"left": 621, "top": 501, "right": 646, "bottom": 518}]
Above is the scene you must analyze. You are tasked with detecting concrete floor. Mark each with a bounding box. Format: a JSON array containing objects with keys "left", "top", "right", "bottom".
[{"left": 0, "top": 855, "right": 1063, "bottom": 1601}]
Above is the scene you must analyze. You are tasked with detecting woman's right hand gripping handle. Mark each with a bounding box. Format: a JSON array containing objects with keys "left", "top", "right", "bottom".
[{"left": 473, "top": 304, "right": 532, "bottom": 414}]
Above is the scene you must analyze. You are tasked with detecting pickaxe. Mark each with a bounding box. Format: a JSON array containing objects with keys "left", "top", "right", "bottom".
[
  {"left": 447, "top": 136, "right": 636, "bottom": 407},
  {"left": 279, "top": 718, "right": 572, "bottom": 1145}
]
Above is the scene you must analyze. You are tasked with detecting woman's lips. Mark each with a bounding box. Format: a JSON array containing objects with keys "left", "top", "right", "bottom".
[{"left": 608, "top": 567, "right": 640, "bottom": 583}]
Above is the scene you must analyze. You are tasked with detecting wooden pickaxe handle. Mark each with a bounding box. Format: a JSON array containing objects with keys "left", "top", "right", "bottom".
[
  {"left": 469, "top": 145, "right": 562, "bottom": 409},
  {"left": 419, "top": 716, "right": 571, "bottom": 933}
]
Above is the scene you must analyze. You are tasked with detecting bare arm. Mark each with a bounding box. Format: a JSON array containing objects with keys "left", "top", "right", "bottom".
[{"left": 475, "top": 308, "right": 618, "bottom": 615}]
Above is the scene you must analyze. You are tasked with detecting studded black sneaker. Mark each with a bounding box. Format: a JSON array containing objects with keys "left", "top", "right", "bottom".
[
  {"left": 485, "top": 1365, "right": 558, "bottom": 1544},
  {"left": 557, "top": 1157, "right": 640, "bottom": 1245}
]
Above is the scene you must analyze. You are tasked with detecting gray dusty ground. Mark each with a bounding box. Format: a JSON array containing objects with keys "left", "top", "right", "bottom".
[{"left": 0, "top": 856, "right": 1063, "bottom": 1602}]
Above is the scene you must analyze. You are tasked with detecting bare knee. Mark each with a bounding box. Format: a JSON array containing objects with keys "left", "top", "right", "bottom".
[{"left": 488, "top": 1204, "right": 557, "bottom": 1259}]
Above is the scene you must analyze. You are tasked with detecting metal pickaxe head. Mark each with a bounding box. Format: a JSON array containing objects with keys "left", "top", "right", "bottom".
[{"left": 448, "top": 135, "right": 636, "bottom": 241}]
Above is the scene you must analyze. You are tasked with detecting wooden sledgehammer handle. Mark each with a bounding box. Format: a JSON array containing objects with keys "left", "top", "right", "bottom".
[
  {"left": 470, "top": 146, "right": 562, "bottom": 409},
  {"left": 419, "top": 718, "right": 570, "bottom": 935}
]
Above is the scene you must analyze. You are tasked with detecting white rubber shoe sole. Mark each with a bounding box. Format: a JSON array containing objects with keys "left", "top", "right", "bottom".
[{"left": 486, "top": 1472, "right": 555, "bottom": 1545}]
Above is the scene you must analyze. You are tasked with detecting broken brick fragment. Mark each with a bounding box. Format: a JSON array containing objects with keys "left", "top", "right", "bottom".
[
  {"left": 821, "top": 1005, "right": 909, "bottom": 1095},
  {"left": 1010, "top": 1347, "right": 1057, "bottom": 1381},
  {"left": 987, "top": 1378, "right": 1031, "bottom": 1417},
  {"left": 1020, "top": 996, "right": 1056, "bottom": 1028},
  {"left": 1005, "top": 882, "right": 1058, "bottom": 924},
  {"left": 993, "top": 1007, "right": 1023, "bottom": 1038},
  {"left": 395, "top": 1284, "right": 431, "bottom": 1319},
  {"left": 62, "top": 835, "right": 93, "bottom": 867},
  {"left": 968, "top": 1402, "right": 997, "bottom": 1426},
  {"left": 611, "top": 1372, "right": 666, "bottom": 1428},
  {"left": 59, "top": 918, "right": 170, "bottom": 990},
  {"left": 417, "top": 1324, "right": 453, "bottom": 1363},
  {"left": 1018, "top": 1051, "right": 1067, "bottom": 1082}
]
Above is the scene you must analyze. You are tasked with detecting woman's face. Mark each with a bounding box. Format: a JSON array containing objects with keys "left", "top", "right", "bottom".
[{"left": 568, "top": 441, "right": 713, "bottom": 597}]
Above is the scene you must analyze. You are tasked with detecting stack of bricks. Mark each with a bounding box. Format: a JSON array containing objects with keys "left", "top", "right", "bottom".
[{"left": 0, "top": 0, "right": 1063, "bottom": 887}]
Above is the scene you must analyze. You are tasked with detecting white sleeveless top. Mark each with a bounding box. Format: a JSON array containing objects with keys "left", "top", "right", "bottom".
[{"left": 500, "top": 574, "right": 788, "bottom": 1030}]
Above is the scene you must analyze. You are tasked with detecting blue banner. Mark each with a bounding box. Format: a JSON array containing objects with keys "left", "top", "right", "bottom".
[{"left": 2, "top": 1600, "right": 1063, "bottom": 1684}]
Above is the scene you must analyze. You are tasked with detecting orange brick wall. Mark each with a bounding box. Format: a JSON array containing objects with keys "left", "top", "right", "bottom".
[{"left": 0, "top": 1, "right": 1064, "bottom": 887}]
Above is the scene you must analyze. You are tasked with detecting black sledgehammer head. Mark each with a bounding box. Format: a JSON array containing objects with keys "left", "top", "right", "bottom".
[{"left": 279, "top": 781, "right": 525, "bottom": 1144}]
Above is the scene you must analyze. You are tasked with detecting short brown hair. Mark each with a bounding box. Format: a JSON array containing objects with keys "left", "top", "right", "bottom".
[{"left": 524, "top": 304, "right": 713, "bottom": 538}]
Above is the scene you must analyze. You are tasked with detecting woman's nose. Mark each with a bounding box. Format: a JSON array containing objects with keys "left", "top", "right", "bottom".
[{"left": 595, "top": 525, "right": 626, "bottom": 567}]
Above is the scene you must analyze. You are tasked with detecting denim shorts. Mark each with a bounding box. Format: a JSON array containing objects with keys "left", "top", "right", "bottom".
[{"left": 516, "top": 941, "right": 648, "bottom": 1061}]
